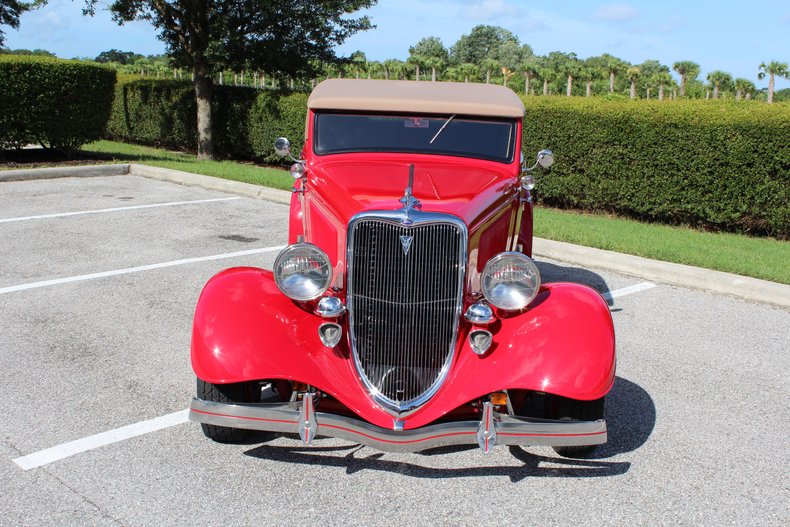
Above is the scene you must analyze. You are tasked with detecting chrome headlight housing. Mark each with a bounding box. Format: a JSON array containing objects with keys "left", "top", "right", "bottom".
[
  {"left": 481, "top": 252, "right": 541, "bottom": 310},
  {"left": 273, "top": 243, "right": 332, "bottom": 301}
]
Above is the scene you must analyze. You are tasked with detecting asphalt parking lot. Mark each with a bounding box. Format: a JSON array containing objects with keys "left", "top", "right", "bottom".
[{"left": 1, "top": 174, "right": 788, "bottom": 526}]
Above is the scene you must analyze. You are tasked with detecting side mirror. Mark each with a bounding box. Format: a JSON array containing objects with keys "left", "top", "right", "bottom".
[
  {"left": 522, "top": 149, "right": 554, "bottom": 173},
  {"left": 536, "top": 149, "right": 554, "bottom": 169},
  {"left": 274, "top": 137, "right": 291, "bottom": 158}
]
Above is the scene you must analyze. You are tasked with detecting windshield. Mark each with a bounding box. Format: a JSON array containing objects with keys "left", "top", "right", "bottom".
[{"left": 314, "top": 113, "right": 517, "bottom": 163}]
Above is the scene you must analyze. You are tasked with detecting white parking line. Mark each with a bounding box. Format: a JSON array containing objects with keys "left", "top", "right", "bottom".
[
  {"left": 0, "top": 196, "right": 241, "bottom": 224},
  {"left": 13, "top": 410, "right": 189, "bottom": 471},
  {"left": 0, "top": 245, "right": 286, "bottom": 295},
  {"left": 602, "top": 282, "right": 656, "bottom": 301}
]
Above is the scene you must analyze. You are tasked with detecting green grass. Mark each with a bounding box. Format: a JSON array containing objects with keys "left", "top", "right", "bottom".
[
  {"left": 57, "top": 141, "right": 790, "bottom": 285},
  {"left": 535, "top": 206, "right": 790, "bottom": 285},
  {"left": 83, "top": 140, "right": 293, "bottom": 190}
]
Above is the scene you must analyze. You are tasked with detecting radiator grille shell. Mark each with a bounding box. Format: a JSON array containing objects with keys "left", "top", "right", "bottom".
[{"left": 347, "top": 211, "right": 467, "bottom": 415}]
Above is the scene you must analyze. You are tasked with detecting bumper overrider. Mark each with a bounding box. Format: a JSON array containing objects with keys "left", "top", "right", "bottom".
[{"left": 189, "top": 395, "right": 607, "bottom": 454}]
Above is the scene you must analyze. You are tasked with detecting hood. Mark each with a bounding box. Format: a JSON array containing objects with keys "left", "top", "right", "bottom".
[{"left": 305, "top": 155, "right": 518, "bottom": 229}]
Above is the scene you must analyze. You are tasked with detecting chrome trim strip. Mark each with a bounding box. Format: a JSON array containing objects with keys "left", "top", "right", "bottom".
[
  {"left": 190, "top": 398, "right": 607, "bottom": 453},
  {"left": 346, "top": 209, "right": 469, "bottom": 417}
]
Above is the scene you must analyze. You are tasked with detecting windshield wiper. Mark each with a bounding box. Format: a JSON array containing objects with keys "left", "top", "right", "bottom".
[{"left": 429, "top": 114, "right": 456, "bottom": 144}]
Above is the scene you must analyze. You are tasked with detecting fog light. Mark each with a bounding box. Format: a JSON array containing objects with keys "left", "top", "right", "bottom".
[
  {"left": 465, "top": 303, "right": 494, "bottom": 325},
  {"left": 315, "top": 296, "right": 346, "bottom": 318},
  {"left": 469, "top": 329, "right": 493, "bottom": 355},
  {"left": 318, "top": 322, "right": 342, "bottom": 348}
]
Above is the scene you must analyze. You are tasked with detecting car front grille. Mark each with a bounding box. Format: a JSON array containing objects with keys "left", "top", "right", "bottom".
[{"left": 347, "top": 215, "right": 465, "bottom": 413}]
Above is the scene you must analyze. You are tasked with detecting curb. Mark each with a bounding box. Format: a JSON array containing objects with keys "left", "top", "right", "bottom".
[
  {"left": 128, "top": 164, "right": 291, "bottom": 205},
  {"left": 0, "top": 164, "right": 130, "bottom": 182},
  {"left": 532, "top": 238, "right": 790, "bottom": 310},
  {"left": 2, "top": 163, "right": 787, "bottom": 309}
]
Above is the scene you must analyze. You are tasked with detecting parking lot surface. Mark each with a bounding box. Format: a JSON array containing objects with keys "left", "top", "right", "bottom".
[{"left": 1, "top": 175, "right": 788, "bottom": 526}]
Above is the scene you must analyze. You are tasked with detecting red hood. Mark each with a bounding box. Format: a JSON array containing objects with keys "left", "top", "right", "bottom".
[{"left": 305, "top": 154, "right": 519, "bottom": 229}]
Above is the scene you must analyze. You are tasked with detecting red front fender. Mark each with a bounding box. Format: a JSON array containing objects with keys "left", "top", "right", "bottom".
[{"left": 191, "top": 268, "right": 615, "bottom": 430}]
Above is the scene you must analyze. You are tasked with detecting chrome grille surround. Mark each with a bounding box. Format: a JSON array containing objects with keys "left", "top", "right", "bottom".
[{"left": 347, "top": 210, "right": 467, "bottom": 416}]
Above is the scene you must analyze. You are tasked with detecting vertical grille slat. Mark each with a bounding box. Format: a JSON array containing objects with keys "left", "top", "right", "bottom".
[{"left": 348, "top": 217, "right": 464, "bottom": 409}]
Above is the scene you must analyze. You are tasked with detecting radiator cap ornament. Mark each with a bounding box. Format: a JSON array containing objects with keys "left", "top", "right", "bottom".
[{"left": 399, "top": 164, "right": 421, "bottom": 225}]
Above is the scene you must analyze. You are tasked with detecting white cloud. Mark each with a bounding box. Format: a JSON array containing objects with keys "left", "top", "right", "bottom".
[
  {"left": 463, "top": 0, "right": 521, "bottom": 21},
  {"left": 595, "top": 3, "right": 639, "bottom": 23}
]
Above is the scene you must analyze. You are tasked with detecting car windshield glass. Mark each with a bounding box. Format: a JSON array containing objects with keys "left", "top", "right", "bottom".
[{"left": 314, "top": 113, "right": 516, "bottom": 163}]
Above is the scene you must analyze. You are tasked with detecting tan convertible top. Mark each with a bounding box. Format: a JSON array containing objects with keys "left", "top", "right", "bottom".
[{"left": 308, "top": 79, "right": 524, "bottom": 118}]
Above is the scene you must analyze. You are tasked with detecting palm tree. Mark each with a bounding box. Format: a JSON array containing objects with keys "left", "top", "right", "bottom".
[
  {"left": 706, "top": 70, "right": 733, "bottom": 99},
  {"left": 383, "top": 59, "right": 406, "bottom": 80},
  {"left": 424, "top": 56, "right": 445, "bottom": 81},
  {"left": 603, "top": 54, "right": 626, "bottom": 94},
  {"left": 758, "top": 61, "right": 789, "bottom": 103},
  {"left": 407, "top": 54, "right": 425, "bottom": 81},
  {"left": 654, "top": 71, "right": 674, "bottom": 101},
  {"left": 482, "top": 58, "right": 501, "bottom": 84},
  {"left": 734, "top": 78, "right": 756, "bottom": 101},
  {"left": 458, "top": 63, "right": 478, "bottom": 83},
  {"left": 626, "top": 67, "right": 641, "bottom": 99},
  {"left": 561, "top": 55, "right": 580, "bottom": 96},
  {"left": 521, "top": 58, "right": 540, "bottom": 95},
  {"left": 673, "top": 61, "right": 700, "bottom": 97}
]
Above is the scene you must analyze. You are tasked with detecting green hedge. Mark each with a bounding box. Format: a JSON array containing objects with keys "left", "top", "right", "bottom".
[
  {"left": 0, "top": 56, "right": 116, "bottom": 154},
  {"left": 106, "top": 78, "right": 306, "bottom": 162},
  {"left": 523, "top": 98, "right": 790, "bottom": 238},
  {"left": 104, "top": 80, "right": 789, "bottom": 238}
]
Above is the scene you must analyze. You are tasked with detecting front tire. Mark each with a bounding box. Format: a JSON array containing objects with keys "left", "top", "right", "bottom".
[
  {"left": 512, "top": 391, "right": 605, "bottom": 458},
  {"left": 551, "top": 397, "right": 605, "bottom": 458},
  {"left": 196, "top": 378, "right": 259, "bottom": 443}
]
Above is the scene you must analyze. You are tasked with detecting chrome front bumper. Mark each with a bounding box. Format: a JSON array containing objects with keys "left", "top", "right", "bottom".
[{"left": 189, "top": 397, "right": 607, "bottom": 454}]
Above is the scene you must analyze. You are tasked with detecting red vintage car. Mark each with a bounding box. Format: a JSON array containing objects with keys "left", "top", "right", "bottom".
[{"left": 189, "top": 79, "right": 615, "bottom": 457}]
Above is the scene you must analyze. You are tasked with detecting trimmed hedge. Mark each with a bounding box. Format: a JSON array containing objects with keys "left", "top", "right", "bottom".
[
  {"left": 106, "top": 78, "right": 306, "bottom": 162},
  {"left": 0, "top": 56, "right": 116, "bottom": 154},
  {"left": 104, "top": 79, "right": 789, "bottom": 238},
  {"left": 523, "top": 98, "right": 790, "bottom": 238}
]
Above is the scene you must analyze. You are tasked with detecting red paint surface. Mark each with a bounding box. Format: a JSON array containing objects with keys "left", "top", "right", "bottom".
[{"left": 191, "top": 268, "right": 615, "bottom": 430}]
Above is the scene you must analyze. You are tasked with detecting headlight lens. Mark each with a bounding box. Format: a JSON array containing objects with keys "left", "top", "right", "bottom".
[
  {"left": 481, "top": 252, "right": 541, "bottom": 310},
  {"left": 273, "top": 243, "right": 332, "bottom": 301}
]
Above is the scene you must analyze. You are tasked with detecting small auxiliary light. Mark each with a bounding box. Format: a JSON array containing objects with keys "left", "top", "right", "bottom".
[
  {"left": 469, "top": 329, "right": 493, "bottom": 355},
  {"left": 318, "top": 322, "right": 342, "bottom": 348},
  {"left": 490, "top": 392, "right": 508, "bottom": 406}
]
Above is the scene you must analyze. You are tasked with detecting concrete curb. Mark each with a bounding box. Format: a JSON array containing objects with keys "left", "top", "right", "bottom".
[
  {"left": 2, "top": 163, "right": 787, "bottom": 309},
  {"left": 0, "top": 164, "right": 130, "bottom": 182},
  {"left": 128, "top": 164, "right": 291, "bottom": 205},
  {"left": 533, "top": 238, "right": 790, "bottom": 310}
]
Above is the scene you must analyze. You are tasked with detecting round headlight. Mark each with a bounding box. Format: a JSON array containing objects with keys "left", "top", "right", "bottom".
[
  {"left": 273, "top": 243, "right": 332, "bottom": 301},
  {"left": 481, "top": 252, "right": 541, "bottom": 310}
]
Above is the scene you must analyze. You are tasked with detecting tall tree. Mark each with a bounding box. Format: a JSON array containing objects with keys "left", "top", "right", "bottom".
[
  {"left": 409, "top": 37, "right": 447, "bottom": 82},
  {"left": 579, "top": 62, "right": 601, "bottom": 97},
  {"left": 457, "top": 62, "right": 477, "bottom": 83},
  {"left": 88, "top": 0, "right": 375, "bottom": 159},
  {"left": 481, "top": 57, "right": 501, "bottom": 84},
  {"left": 406, "top": 54, "right": 425, "bottom": 81},
  {"left": 706, "top": 70, "right": 733, "bottom": 99},
  {"left": 559, "top": 53, "right": 580, "bottom": 96},
  {"left": 758, "top": 60, "right": 789, "bottom": 103},
  {"left": 450, "top": 25, "right": 518, "bottom": 66},
  {"left": 673, "top": 60, "right": 700, "bottom": 97}
]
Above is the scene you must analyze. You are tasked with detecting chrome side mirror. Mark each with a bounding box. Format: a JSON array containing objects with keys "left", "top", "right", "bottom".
[
  {"left": 523, "top": 149, "right": 554, "bottom": 172},
  {"left": 274, "top": 137, "right": 291, "bottom": 158},
  {"left": 536, "top": 149, "right": 554, "bottom": 169}
]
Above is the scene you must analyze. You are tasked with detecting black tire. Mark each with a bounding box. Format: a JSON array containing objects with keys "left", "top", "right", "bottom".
[
  {"left": 551, "top": 397, "right": 606, "bottom": 458},
  {"left": 196, "top": 378, "right": 258, "bottom": 443},
  {"left": 511, "top": 391, "right": 605, "bottom": 458}
]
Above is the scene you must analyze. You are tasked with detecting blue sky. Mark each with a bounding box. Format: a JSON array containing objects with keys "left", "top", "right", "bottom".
[{"left": 5, "top": 0, "right": 790, "bottom": 89}]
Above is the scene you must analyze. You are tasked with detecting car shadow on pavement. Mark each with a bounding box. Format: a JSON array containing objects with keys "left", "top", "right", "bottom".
[
  {"left": 536, "top": 260, "right": 615, "bottom": 306},
  {"left": 243, "top": 377, "right": 653, "bottom": 480}
]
